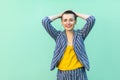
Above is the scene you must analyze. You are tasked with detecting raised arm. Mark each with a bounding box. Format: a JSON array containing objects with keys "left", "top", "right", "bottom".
[
  {"left": 76, "top": 13, "right": 90, "bottom": 20},
  {"left": 48, "top": 14, "right": 61, "bottom": 21},
  {"left": 42, "top": 14, "right": 62, "bottom": 41},
  {"left": 76, "top": 13, "right": 96, "bottom": 40}
]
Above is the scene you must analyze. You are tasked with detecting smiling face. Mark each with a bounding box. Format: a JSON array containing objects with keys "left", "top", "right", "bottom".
[{"left": 61, "top": 14, "right": 76, "bottom": 31}]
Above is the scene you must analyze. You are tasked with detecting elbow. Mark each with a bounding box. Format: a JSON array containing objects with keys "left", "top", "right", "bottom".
[
  {"left": 87, "top": 15, "right": 96, "bottom": 26},
  {"left": 90, "top": 15, "right": 96, "bottom": 22},
  {"left": 41, "top": 16, "right": 51, "bottom": 25},
  {"left": 41, "top": 17, "right": 47, "bottom": 24},
  {"left": 86, "top": 15, "right": 96, "bottom": 23}
]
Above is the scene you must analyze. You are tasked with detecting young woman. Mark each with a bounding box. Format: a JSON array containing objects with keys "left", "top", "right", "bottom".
[{"left": 42, "top": 10, "right": 95, "bottom": 80}]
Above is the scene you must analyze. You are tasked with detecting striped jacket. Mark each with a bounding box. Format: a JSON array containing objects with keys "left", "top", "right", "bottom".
[{"left": 42, "top": 16, "right": 95, "bottom": 71}]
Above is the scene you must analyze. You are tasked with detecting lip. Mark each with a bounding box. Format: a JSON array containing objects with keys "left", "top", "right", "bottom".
[{"left": 65, "top": 25, "right": 72, "bottom": 28}]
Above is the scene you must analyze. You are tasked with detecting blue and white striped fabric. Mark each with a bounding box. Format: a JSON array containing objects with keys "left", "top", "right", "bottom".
[
  {"left": 57, "top": 67, "right": 88, "bottom": 80},
  {"left": 42, "top": 16, "right": 95, "bottom": 71}
]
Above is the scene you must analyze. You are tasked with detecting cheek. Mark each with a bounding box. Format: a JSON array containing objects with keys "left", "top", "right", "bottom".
[
  {"left": 73, "top": 21, "right": 76, "bottom": 24},
  {"left": 61, "top": 22, "right": 66, "bottom": 26},
  {"left": 70, "top": 22, "right": 76, "bottom": 26}
]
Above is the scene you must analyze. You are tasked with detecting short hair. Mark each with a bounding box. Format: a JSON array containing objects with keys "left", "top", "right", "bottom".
[{"left": 61, "top": 10, "right": 77, "bottom": 21}]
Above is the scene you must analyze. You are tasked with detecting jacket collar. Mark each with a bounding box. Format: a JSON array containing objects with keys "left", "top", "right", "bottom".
[{"left": 61, "top": 30, "right": 77, "bottom": 45}]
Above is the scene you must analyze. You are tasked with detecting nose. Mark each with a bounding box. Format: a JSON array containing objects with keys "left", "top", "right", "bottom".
[{"left": 66, "top": 21, "right": 71, "bottom": 25}]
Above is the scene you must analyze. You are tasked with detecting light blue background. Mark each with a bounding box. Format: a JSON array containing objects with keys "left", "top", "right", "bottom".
[{"left": 0, "top": 0, "right": 120, "bottom": 80}]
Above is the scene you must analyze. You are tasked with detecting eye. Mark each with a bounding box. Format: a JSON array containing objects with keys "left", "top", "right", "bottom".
[
  {"left": 69, "top": 19, "right": 74, "bottom": 22},
  {"left": 63, "top": 19, "right": 67, "bottom": 22}
]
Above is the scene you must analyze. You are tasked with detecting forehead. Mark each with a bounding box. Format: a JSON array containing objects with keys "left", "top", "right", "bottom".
[{"left": 62, "top": 14, "right": 75, "bottom": 19}]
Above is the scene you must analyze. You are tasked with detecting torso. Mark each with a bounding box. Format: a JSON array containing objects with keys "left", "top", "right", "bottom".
[{"left": 66, "top": 30, "right": 74, "bottom": 46}]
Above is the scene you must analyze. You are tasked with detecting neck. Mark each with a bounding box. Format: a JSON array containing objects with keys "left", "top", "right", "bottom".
[
  {"left": 65, "top": 30, "right": 74, "bottom": 35},
  {"left": 65, "top": 30, "right": 74, "bottom": 46}
]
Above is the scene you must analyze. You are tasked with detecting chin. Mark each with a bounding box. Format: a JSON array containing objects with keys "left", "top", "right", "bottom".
[{"left": 65, "top": 28, "right": 73, "bottom": 31}]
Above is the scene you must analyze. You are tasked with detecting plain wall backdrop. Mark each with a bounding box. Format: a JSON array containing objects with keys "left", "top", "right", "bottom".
[{"left": 0, "top": 0, "right": 120, "bottom": 80}]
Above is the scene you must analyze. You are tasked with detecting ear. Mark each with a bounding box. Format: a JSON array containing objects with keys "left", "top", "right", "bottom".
[
  {"left": 61, "top": 20, "right": 63, "bottom": 25},
  {"left": 75, "top": 20, "right": 77, "bottom": 24}
]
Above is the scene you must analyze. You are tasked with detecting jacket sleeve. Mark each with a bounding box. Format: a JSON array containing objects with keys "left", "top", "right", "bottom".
[
  {"left": 42, "top": 16, "right": 61, "bottom": 41},
  {"left": 78, "top": 16, "right": 96, "bottom": 40}
]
